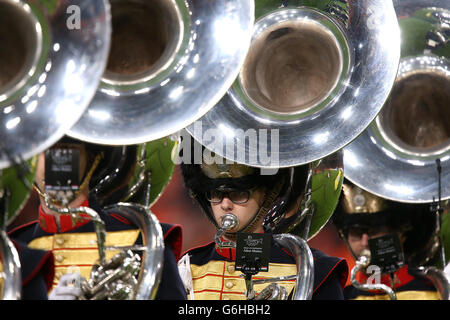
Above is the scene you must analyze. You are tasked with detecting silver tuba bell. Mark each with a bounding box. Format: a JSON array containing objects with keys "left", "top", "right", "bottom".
[
  {"left": 67, "top": 0, "right": 255, "bottom": 145},
  {"left": 187, "top": 0, "right": 400, "bottom": 168},
  {"left": 343, "top": 0, "right": 450, "bottom": 203},
  {"left": 0, "top": 0, "right": 111, "bottom": 169}
]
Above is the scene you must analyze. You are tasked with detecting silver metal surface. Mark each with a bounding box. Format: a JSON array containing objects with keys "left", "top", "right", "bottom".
[
  {"left": 81, "top": 250, "right": 141, "bottom": 300},
  {"left": 254, "top": 283, "right": 287, "bottom": 300},
  {"left": 273, "top": 233, "right": 314, "bottom": 300},
  {"left": 413, "top": 266, "right": 450, "bottom": 300},
  {"left": 0, "top": 230, "right": 21, "bottom": 300},
  {"left": 68, "top": 0, "right": 254, "bottom": 145},
  {"left": 187, "top": 0, "right": 400, "bottom": 168},
  {"left": 344, "top": 1, "right": 450, "bottom": 202},
  {"left": 0, "top": 0, "right": 111, "bottom": 169},
  {"left": 215, "top": 213, "right": 239, "bottom": 249},
  {"left": 103, "top": 203, "right": 164, "bottom": 300},
  {"left": 350, "top": 250, "right": 397, "bottom": 300}
]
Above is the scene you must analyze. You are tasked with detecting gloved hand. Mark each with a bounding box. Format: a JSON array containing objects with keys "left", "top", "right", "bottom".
[{"left": 48, "top": 273, "right": 84, "bottom": 300}]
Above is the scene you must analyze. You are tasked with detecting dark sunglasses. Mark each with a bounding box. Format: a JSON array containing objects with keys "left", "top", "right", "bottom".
[
  {"left": 205, "top": 188, "right": 256, "bottom": 204},
  {"left": 346, "top": 225, "right": 391, "bottom": 239}
]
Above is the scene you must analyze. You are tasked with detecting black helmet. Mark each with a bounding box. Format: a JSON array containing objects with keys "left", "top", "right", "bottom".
[
  {"left": 332, "top": 180, "right": 440, "bottom": 267},
  {"left": 179, "top": 136, "right": 309, "bottom": 234},
  {"left": 87, "top": 143, "right": 138, "bottom": 206}
]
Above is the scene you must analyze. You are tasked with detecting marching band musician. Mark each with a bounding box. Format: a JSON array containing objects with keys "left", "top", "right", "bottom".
[
  {"left": 332, "top": 181, "right": 442, "bottom": 300},
  {"left": 8, "top": 136, "right": 185, "bottom": 300},
  {"left": 177, "top": 138, "right": 348, "bottom": 300}
]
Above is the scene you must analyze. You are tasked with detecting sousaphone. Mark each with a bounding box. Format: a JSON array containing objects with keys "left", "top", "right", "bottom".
[
  {"left": 344, "top": 0, "right": 450, "bottom": 203},
  {"left": 342, "top": 1, "right": 450, "bottom": 297},
  {"left": 187, "top": 0, "right": 400, "bottom": 169},
  {"left": 0, "top": 0, "right": 111, "bottom": 169}
]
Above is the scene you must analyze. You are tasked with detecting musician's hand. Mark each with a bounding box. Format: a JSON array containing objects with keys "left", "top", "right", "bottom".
[{"left": 48, "top": 273, "right": 84, "bottom": 300}]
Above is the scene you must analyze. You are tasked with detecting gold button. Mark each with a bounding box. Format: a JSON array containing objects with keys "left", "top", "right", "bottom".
[
  {"left": 55, "top": 254, "right": 65, "bottom": 263},
  {"left": 227, "top": 265, "right": 235, "bottom": 274},
  {"left": 225, "top": 281, "right": 234, "bottom": 289},
  {"left": 55, "top": 238, "right": 65, "bottom": 246},
  {"left": 55, "top": 272, "right": 63, "bottom": 279}
]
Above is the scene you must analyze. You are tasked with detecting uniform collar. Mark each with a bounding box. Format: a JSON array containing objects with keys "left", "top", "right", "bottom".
[
  {"left": 38, "top": 198, "right": 91, "bottom": 233},
  {"left": 216, "top": 239, "right": 237, "bottom": 261},
  {"left": 356, "top": 264, "right": 415, "bottom": 291}
]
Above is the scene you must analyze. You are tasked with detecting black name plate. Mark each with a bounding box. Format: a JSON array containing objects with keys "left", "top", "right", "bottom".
[
  {"left": 368, "top": 233, "right": 405, "bottom": 274},
  {"left": 235, "top": 233, "right": 271, "bottom": 274}
]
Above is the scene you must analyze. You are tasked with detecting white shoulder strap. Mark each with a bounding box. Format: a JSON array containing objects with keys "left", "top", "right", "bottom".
[{"left": 177, "top": 254, "right": 195, "bottom": 300}]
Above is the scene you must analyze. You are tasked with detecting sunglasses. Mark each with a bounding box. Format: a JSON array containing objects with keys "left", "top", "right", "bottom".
[
  {"left": 347, "top": 225, "right": 391, "bottom": 239},
  {"left": 205, "top": 188, "right": 256, "bottom": 204}
]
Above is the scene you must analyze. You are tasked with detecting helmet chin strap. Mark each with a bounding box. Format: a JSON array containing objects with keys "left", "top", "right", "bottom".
[{"left": 223, "top": 179, "right": 285, "bottom": 240}]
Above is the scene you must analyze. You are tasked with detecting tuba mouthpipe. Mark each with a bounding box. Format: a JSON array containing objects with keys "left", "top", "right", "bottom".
[
  {"left": 0, "top": 230, "right": 21, "bottom": 300},
  {"left": 412, "top": 266, "right": 450, "bottom": 300},
  {"left": 273, "top": 233, "right": 314, "bottom": 300},
  {"left": 350, "top": 251, "right": 397, "bottom": 300},
  {"left": 215, "top": 213, "right": 239, "bottom": 249},
  {"left": 103, "top": 203, "right": 164, "bottom": 300}
]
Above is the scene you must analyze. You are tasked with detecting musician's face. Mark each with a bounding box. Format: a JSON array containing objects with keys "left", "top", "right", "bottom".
[
  {"left": 210, "top": 188, "right": 266, "bottom": 234},
  {"left": 346, "top": 225, "right": 391, "bottom": 258},
  {"left": 35, "top": 144, "right": 89, "bottom": 211}
]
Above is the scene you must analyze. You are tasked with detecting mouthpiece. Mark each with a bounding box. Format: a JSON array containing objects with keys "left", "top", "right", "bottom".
[
  {"left": 357, "top": 249, "right": 371, "bottom": 268},
  {"left": 215, "top": 213, "right": 239, "bottom": 249},
  {"left": 221, "top": 213, "right": 239, "bottom": 230}
]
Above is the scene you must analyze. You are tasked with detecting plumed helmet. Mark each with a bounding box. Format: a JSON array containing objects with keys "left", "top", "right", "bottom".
[{"left": 332, "top": 180, "right": 440, "bottom": 267}]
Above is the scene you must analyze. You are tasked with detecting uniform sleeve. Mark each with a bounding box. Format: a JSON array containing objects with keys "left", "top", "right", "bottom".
[
  {"left": 13, "top": 240, "right": 55, "bottom": 300},
  {"left": 310, "top": 248, "right": 349, "bottom": 300},
  {"left": 21, "top": 274, "right": 50, "bottom": 300},
  {"left": 312, "top": 271, "right": 345, "bottom": 300},
  {"left": 155, "top": 244, "right": 187, "bottom": 300}
]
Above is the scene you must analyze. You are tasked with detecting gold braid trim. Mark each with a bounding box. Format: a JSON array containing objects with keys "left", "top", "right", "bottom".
[{"left": 76, "top": 152, "right": 104, "bottom": 196}]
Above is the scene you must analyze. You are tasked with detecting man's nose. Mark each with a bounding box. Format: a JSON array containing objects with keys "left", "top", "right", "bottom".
[
  {"left": 361, "top": 233, "right": 369, "bottom": 247},
  {"left": 220, "top": 197, "right": 234, "bottom": 211}
]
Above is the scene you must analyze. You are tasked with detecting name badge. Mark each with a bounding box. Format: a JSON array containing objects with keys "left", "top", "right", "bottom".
[
  {"left": 368, "top": 233, "right": 405, "bottom": 274},
  {"left": 235, "top": 232, "right": 271, "bottom": 274}
]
